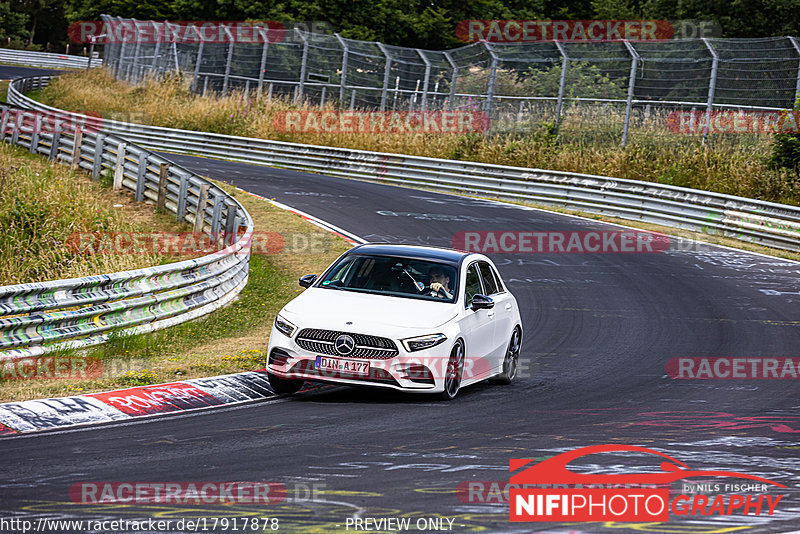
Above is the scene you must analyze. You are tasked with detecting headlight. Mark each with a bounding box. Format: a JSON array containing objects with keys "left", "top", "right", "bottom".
[
  {"left": 402, "top": 333, "right": 447, "bottom": 352},
  {"left": 274, "top": 314, "right": 297, "bottom": 337}
]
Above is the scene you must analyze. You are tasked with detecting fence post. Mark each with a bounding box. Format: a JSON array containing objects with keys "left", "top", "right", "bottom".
[
  {"left": 483, "top": 41, "right": 499, "bottom": 118},
  {"left": 191, "top": 26, "right": 205, "bottom": 92},
  {"left": 71, "top": 127, "right": 83, "bottom": 169},
  {"left": 135, "top": 152, "right": 147, "bottom": 201},
  {"left": 335, "top": 34, "right": 348, "bottom": 107},
  {"left": 157, "top": 162, "right": 169, "bottom": 211},
  {"left": 132, "top": 20, "right": 142, "bottom": 82},
  {"left": 258, "top": 27, "right": 270, "bottom": 95},
  {"left": 222, "top": 25, "right": 235, "bottom": 95},
  {"left": 701, "top": 38, "right": 719, "bottom": 145},
  {"left": 444, "top": 51, "right": 458, "bottom": 111},
  {"left": 621, "top": 40, "right": 640, "bottom": 147},
  {"left": 554, "top": 41, "right": 568, "bottom": 134},
  {"left": 377, "top": 42, "right": 392, "bottom": 111},
  {"left": 295, "top": 28, "right": 309, "bottom": 104},
  {"left": 194, "top": 183, "right": 209, "bottom": 233},
  {"left": 416, "top": 49, "right": 432, "bottom": 113},
  {"left": 92, "top": 133, "right": 105, "bottom": 179},
  {"left": 169, "top": 23, "right": 180, "bottom": 73},
  {"left": 151, "top": 21, "right": 161, "bottom": 72},
  {"left": 113, "top": 142, "right": 126, "bottom": 189},
  {"left": 790, "top": 37, "right": 800, "bottom": 107}
]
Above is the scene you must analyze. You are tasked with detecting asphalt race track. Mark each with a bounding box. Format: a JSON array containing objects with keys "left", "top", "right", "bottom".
[{"left": 1, "top": 69, "right": 800, "bottom": 532}]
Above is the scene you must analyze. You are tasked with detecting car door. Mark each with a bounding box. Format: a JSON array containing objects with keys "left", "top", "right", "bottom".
[
  {"left": 459, "top": 261, "right": 495, "bottom": 383},
  {"left": 478, "top": 260, "right": 513, "bottom": 368}
]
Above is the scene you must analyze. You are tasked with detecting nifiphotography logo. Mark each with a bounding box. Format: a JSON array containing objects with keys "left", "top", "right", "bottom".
[{"left": 509, "top": 444, "right": 786, "bottom": 522}]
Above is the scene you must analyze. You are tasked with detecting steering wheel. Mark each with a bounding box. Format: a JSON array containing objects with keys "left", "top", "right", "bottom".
[{"left": 420, "top": 284, "right": 445, "bottom": 297}]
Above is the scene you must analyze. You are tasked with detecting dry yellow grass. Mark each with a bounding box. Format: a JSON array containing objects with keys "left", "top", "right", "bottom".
[
  {"left": 36, "top": 68, "right": 800, "bottom": 205},
  {"left": 0, "top": 143, "right": 196, "bottom": 286}
]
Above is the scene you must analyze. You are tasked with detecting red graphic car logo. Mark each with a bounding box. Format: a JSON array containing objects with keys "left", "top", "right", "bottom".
[{"left": 510, "top": 444, "right": 786, "bottom": 487}]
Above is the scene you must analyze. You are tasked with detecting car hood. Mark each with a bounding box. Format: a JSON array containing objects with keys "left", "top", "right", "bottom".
[{"left": 281, "top": 287, "right": 458, "bottom": 334}]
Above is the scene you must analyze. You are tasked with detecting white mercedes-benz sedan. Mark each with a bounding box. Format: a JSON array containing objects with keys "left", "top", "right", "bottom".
[{"left": 266, "top": 244, "right": 523, "bottom": 400}]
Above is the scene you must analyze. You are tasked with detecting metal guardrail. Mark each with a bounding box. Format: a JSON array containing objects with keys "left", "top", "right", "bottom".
[
  {"left": 9, "top": 75, "right": 800, "bottom": 253},
  {"left": 0, "top": 48, "right": 102, "bottom": 69},
  {"left": 0, "top": 96, "right": 253, "bottom": 360}
]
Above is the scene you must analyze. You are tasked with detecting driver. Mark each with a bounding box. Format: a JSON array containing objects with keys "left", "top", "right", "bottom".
[{"left": 428, "top": 266, "right": 453, "bottom": 299}]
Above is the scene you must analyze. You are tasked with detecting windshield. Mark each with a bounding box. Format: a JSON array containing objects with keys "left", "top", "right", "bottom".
[{"left": 318, "top": 254, "right": 459, "bottom": 303}]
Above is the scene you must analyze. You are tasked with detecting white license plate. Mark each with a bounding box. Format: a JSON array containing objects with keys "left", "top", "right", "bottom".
[{"left": 315, "top": 356, "right": 370, "bottom": 375}]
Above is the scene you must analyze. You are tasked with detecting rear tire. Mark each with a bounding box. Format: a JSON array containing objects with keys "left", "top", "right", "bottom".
[
  {"left": 439, "top": 341, "right": 465, "bottom": 400},
  {"left": 267, "top": 372, "right": 304, "bottom": 395},
  {"left": 491, "top": 327, "right": 522, "bottom": 385}
]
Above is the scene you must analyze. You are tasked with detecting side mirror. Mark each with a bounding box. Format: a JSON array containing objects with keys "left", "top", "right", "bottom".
[
  {"left": 299, "top": 274, "right": 317, "bottom": 288},
  {"left": 471, "top": 294, "right": 494, "bottom": 310}
]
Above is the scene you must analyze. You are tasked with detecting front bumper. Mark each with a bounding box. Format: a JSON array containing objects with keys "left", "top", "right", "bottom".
[{"left": 267, "top": 325, "right": 450, "bottom": 393}]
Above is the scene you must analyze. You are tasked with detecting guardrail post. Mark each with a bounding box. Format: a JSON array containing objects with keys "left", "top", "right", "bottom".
[
  {"left": 258, "top": 27, "right": 270, "bottom": 95},
  {"left": 790, "top": 37, "right": 800, "bottom": 107},
  {"left": 191, "top": 26, "right": 204, "bottom": 92},
  {"left": 29, "top": 114, "right": 41, "bottom": 154},
  {"left": 224, "top": 202, "right": 237, "bottom": 246},
  {"left": 417, "top": 49, "right": 432, "bottom": 113},
  {"left": 48, "top": 126, "right": 61, "bottom": 161},
  {"left": 554, "top": 41, "right": 568, "bottom": 134},
  {"left": 177, "top": 174, "right": 188, "bottom": 221},
  {"left": 135, "top": 152, "right": 147, "bottom": 201},
  {"left": 701, "top": 38, "right": 719, "bottom": 145},
  {"left": 295, "top": 28, "right": 309, "bottom": 103},
  {"left": 194, "top": 183, "right": 210, "bottom": 233},
  {"left": 335, "top": 34, "right": 348, "bottom": 107},
  {"left": 157, "top": 162, "right": 169, "bottom": 210},
  {"left": 621, "top": 40, "right": 640, "bottom": 147},
  {"left": 444, "top": 51, "right": 458, "bottom": 111},
  {"left": 0, "top": 109, "right": 8, "bottom": 142},
  {"left": 10, "top": 112, "right": 20, "bottom": 145},
  {"left": 483, "top": 41, "right": 499, "bottom": 118},
  {"left": 210, "top": 194, "right": 224, "bottom": 237},
  {"left": 377, "top": 42, "right": 392, "bottom": 111},
  {"left": 92, "top": 133, "right": 106, "bottom": 179},
  {"left": 113, "top": 142, "right": 126, "bottom": 189},
  {"left": 222, "top": 25, "right": 235, "bottom": 95},
  {"left": 71, "top": 127, "right": 83, "bottom": 169}
]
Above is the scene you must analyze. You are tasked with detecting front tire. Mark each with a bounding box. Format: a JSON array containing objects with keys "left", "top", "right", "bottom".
[
  {"left": 439, "top": 341, "right": 465, "bottom": 400},
  {"left": 491, "top": 327, "right": 522, "bottom": 385},
  {"left": 267, "top": 372, "right": 304, "bottom": 395}
]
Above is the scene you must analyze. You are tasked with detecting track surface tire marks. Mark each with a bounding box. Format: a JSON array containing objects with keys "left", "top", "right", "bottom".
[{"left": 1, "top": 138, "right": 800, "bottom": 532}]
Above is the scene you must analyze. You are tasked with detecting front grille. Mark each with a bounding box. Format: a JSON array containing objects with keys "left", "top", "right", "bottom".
[{"left": 296, "top": 328, "right": 399, "bottom": 359}]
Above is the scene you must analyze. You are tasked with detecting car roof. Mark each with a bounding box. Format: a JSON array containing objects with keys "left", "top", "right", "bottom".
[{"left": 347, "top": 243, "right": 468, "bottom": 265}]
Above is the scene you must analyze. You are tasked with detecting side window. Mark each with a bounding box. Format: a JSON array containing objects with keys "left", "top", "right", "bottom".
[
  {"left": 464, "top": 263, "right": 483, "bottom": 306},
  {"left": 478, "top": 262, "right": 500, "bottom": 295}
]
